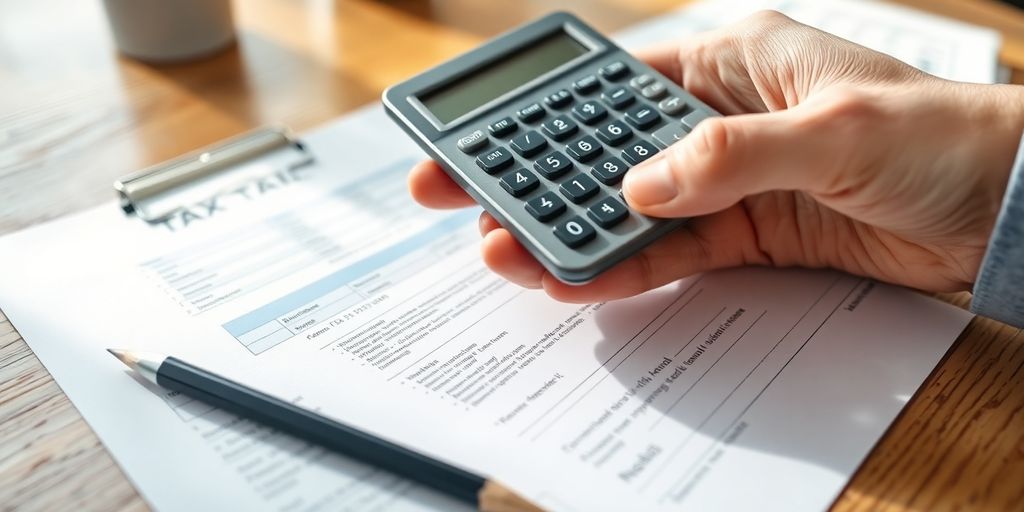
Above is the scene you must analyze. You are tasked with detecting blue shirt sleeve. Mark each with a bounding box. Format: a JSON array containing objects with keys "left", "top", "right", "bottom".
[{"left": 971, "top": 133, "right": 1024, "bottom": 327}]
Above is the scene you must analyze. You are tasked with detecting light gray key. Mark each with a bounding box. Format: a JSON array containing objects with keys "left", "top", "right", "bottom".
[
  {"left": 640, "top": 82, "right": 667, "bottom": 100},
  {"left": 456, "top": 130, "right": 487, "bottom": 153},
  {"left": 682, "top": 110, "right": 712, "bottom": 130},
  {"left": 629, "top": 73, "right": 654, "bottom": 90},
  {"left": 657, "top": 96, "right": 687, "bottom": 116},
  {"left": 651, "top": 123, "right": 688, "bottom": 149}
]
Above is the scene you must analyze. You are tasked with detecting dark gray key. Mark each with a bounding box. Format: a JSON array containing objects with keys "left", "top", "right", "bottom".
[
  {"left": 595, "top": 120, "right": 632, "bottom": 146},
  {"left": 624, "top": 105, "right": 660, "bottom": 130},
  {"left": 599, "top": 61, "right": 629, "bottom": 81},
  {"left": 602, "top": 87, "right": 635, "bottom": 110},
  {"left": 510, "top": 130, "right": 547, "bottom": 157},
  {"left": 560, "top": 173, "right": 600, "bottom": 203},
  {"left": 525, "top": 191, "right": 566, "bottom": 222},
  {"left": 588, "top": 197, "right": 629, "bottom": 228},
  {"left": 499, "top": 169, "right": 539, "bottom": 197},
  {"left": 573, "top": 75, "right": 600, "bottom": 94},
  {"left": 621, "top": 140, "right": 659, "bottom": 165},
  {"left": 545, "top": 89, "right": 572, "bottom": 108},
  {"left": 658, "top": 96, "right": 688, "bottom": 116},
  {"left": 571, "top": 100, "right": 607, "bottom": 125},
  {"left": 541, "top": 115, "right": 579, "bottom": 141},
  {"left": 534, "top": 151, "right": 573, "bottom": 179},
  {"left": 517, "top": 103, "right": 545, "bottom": 122},
  {"left": 565, "top": 135, "right": 603, "bottom": 162},
  {"left": 651, "top": 123, "right": 688, "bottom": 149},
  {"left": 488, "top": 116, "right": 517, "bottom": 137},
  {"left": 553, "top": 216, "right": 596, "bottom": 248},
  {"left": 591, "top": 156, "right": 629, "bottom": 185},
  {"left": 476, "top": 147, "right": 513, "bottom": 174}
]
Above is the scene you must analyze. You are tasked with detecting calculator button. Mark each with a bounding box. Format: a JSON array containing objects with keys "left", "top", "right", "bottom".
[
  {"left": 629, "top": 74, "right": 654, "bottom": 90},
  {"left": 541, "top": 115, "right": 579, "bottom": 141},
  {"left": 560, "top": 173, "right": 600, "bottom": 203},
  {"left": 534, "top": 151, "right": 573, "bottom": 179},
  {"left": 545, "top": 89, "right": 573, "bottom": 109},
  {"left": 591, "top": 156, "right": 629, "bottom": 185},
  {"left": 456, "top": 130, "right": 488, "bottom": 154},
  {"left": 652, "top": 123, "right": 689, "bottom": 149},
  {"left": 517, "top": 103, "right": 545, "bottom": 122},
  {"left": 489, "top": 116, "right": 517, "bottom": 137},
  {"left": 499, "top": 169, "right": 540, "bottom": 197},
  {"left": 621, "top": 140, "right": 660, "bottom": 165},
  {"left": 565, "top": 135, "right": 603, "bottom": 163},
  {"left": 588, "top": 197, "right": 629, "bottom": 228},
  {"left": 525, "top": 192, "right": 566, "bottom": 222},
  {"left": 573, "top": 75, "right": 600, "bottom": 94},
  {"left": 682, "top": 110, "right": 712, "bottom": 130},
  {"left": 510, "top": 130, "right": 548, "bottom": 157},
  {"left": 599, "top": 61, "right": 629, "bottom": 81},
  {"left": 476, "top": 147, "right": 514, "bottom": 174},
  {"left": 595, "top": 120, "right": 632, "bottom": 147},
  {"left": 571, "top": 101, "right": 607, "bottom": 125},
  {"left": 658, "top": 96, "right": 688, "bottom": 116},
  {"left": 602, "top": 87, "right": 635, "bottom": 110},
  {"left": 640, "top": 82, "right": 668, "bottom": 100},
  {"left": 554, "top": 216, "right": 596, "bottom": 248},
  {"left": 624, "top": 105, "right": 660, "bottom": 130}
]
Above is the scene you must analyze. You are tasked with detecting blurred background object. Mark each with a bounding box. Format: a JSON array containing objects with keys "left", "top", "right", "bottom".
[{"left": 101, "top": 0, "right": 235, "bottom": 62}]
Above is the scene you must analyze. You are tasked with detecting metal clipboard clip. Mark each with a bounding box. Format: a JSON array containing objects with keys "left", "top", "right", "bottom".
[{"left": 113, "top": 126, "right": 314, "bottom": 223}]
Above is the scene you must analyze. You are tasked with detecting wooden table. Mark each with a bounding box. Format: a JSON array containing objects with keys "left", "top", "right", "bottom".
[{"left": 1, "top": 0, "right": 1022, "bottom": 510}]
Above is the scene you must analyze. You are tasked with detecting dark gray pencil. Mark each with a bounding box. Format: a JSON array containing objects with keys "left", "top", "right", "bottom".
[{"left": 107, "top": 349, "right": 540, "bottom": 512}]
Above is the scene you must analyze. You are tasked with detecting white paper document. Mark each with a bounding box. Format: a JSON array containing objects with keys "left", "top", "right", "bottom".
[
  {"left": 0, "top": 105, "right": 972, "bottom": 511},
  {"left": 0, "top": 2, "right": 990, "bottom": 510}
]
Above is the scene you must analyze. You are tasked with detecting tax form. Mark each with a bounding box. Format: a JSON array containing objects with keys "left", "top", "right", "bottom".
[{"left": 0, "top": 1, "right": 994, "bottom": 510}]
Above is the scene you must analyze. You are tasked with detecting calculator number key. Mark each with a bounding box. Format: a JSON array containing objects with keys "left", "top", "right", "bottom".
[
  {"left": 525, "top": 192, "right": 566, "bottom": 222},
  {"left": 624, "top": 105, "right": 661, "bottom": 130},
  {"left": 554, "top": 216, "right": 596, "bottom": 248},
  {"left": 565, "top": 135, "right": 603, "bottom": 163},
  {"left": 560, "top": 173, "right": 600, "bottom": 203},
  {"left": 541, "top": 115, "right": 579, "bottom": 141},
  {"left": 499, "top": 169, "right": 539, "bottom": 197},
  {"left": 588, "top": 197, "right": 629, "bottom": 228},
  {"left": 571, "top": 100, "right": 607, "bottom": 125},
  {"left": 621, "top": 140, "right": 660, "bottom": 165},
  {"left": 476, "top": 146, "right": 513, "bottom": 174},
  {"left": 510, "top": 130, "right": 548, "bottom": 157},
  {"left": 595, "top": 120, "right": 632, "bottom": 147},
  {"left": 534, "top": 151, "right": 573, "bottom": 179},
  {"left": 591, "top": 156, "right": 629, "bottom": 185}
]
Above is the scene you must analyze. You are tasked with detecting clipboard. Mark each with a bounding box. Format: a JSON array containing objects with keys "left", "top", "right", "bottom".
[{"left": 114, "top": 127, "right": 315, "bottom": 223}]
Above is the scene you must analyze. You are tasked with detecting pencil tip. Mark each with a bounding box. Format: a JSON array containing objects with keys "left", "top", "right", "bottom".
[{"left": 106, "top": 348, "right": 133, "bottom": 367}]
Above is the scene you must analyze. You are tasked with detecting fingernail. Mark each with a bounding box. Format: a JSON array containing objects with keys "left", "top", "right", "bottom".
[{"left": 624, "top": 156, "right": 677, "bottom": 206}]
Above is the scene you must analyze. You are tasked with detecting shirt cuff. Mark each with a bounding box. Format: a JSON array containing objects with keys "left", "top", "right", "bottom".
[{"left": 971, "top": 133, "right": 1024, "bottom": 327}]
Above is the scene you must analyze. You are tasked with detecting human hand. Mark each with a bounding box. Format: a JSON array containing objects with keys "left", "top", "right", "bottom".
[{"left": 409, "top": 11, "right": 1024, "bottom": 302}]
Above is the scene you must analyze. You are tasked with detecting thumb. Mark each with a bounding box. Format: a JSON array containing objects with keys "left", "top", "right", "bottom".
[{"left": 622, "top": 93, "right": 873, "bottom": 218}]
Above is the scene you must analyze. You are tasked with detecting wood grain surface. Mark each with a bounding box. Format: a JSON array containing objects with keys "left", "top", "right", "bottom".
[{"left": 1, "top": 0, "right": 1022, "bottom": 510}]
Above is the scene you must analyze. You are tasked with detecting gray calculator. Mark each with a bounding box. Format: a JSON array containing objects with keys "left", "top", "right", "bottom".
[{"left": 383, "top": 12, "right": 718, "bottom": 284}]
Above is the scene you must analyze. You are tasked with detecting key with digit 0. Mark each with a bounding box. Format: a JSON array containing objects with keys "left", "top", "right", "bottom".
[{"left": 383, "top": 12, "right": 719, "bottom": 283}]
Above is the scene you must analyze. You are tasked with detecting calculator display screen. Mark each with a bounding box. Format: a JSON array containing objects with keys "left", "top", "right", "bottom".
[{"left": 419, "top": 30, "right": 590, "bottom": 125}]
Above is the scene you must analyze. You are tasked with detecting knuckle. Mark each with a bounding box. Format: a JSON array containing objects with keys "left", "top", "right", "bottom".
[
  {"left": 742, "top": 10, "right": 794, "bottom": 32},
  {"left": 673, "top": 117, "right": 739, "bottom": 183},
  {"left": 812, "top": 88, "right": 884, "bottom": 134}
]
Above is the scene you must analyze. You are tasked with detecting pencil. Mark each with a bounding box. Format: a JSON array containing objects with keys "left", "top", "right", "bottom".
[{"left": 107, "top": 349, "right": 542, "bottom": 512}]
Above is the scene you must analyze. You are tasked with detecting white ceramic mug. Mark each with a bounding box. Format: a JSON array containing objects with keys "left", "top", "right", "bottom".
[{"left": 101, "top": 0, "right": 235, "bottom": 62}]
